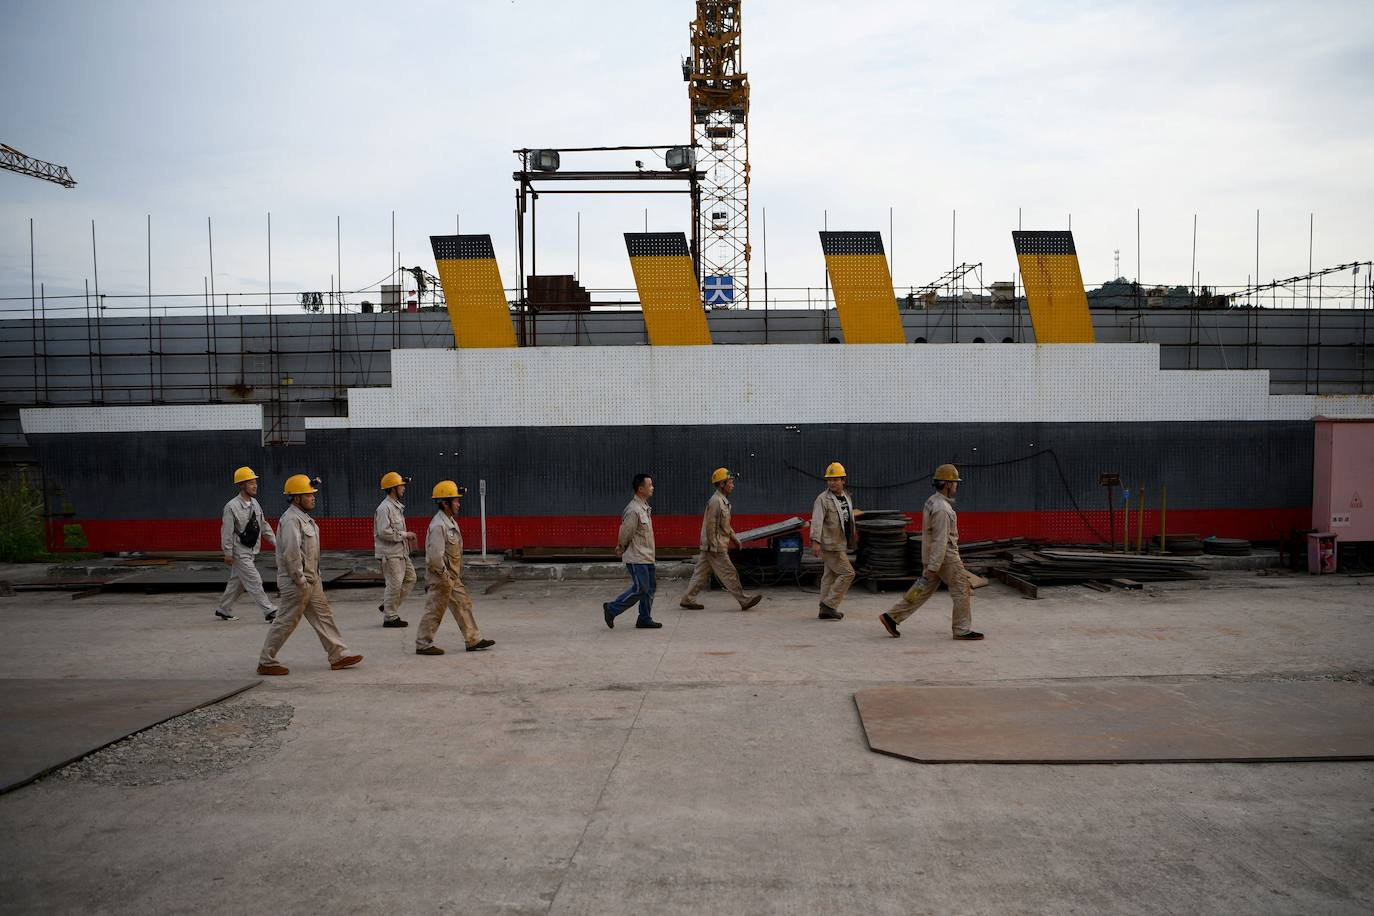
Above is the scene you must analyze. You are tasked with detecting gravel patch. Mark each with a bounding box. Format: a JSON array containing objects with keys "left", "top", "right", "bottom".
[{"left": 49, "top": 699, "right": 294, "bottom": 786}]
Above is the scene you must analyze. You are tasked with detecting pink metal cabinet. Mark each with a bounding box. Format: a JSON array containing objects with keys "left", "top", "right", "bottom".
[{"left": 1312, "top": 418, "right": 1374, "bottom": 541}]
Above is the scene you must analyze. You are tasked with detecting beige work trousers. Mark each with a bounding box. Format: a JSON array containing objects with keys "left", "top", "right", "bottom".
[
  {"left": 819, "top": 548, "right": 855, "bottom": 609},
  {"left": 259, "top": 578, "right": 351, "bottom": 666},
  {"left": 682, "top": 550, "right": 749, "bottom": 606},
  {"left": 219, "top": 551, "right": 276, "bottom": 615},
  {"left": 888, "top": 553, "right": 973, "bottom": 636},
  {"left": 416, "top": 573, "right": 481, "bottom": 650},
  {"left": 380, "top": 555, "right": 416, "bottom": 618}
]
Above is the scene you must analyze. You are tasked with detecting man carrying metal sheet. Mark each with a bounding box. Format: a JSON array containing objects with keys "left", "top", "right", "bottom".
[
  {"left": 416, "top": 481, "right": 494, "bottom": 655},
  {"left": 810, "top": 462, "right": 860, "bottom": 620},
  {"left": 256, "top": 475, "right": 363, "bottom": 675},
  {"left": 879, "top": 464, "right": 984, "bottom": 641},
  {"left": 215, "top": 466, "right": 279, "bottom": 622},
  {"left": 374, "top": 471, "right": 416, "bottom": 628},
  {"left": 603, "top": 474, "right": 662, "bottom": 630},
  {"left": 680, "top": 468, "right": 762, "bottom": 612}
]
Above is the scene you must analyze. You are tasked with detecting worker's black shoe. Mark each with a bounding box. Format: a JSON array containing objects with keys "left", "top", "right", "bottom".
[
  {"left": 818, "top": 603, "right": 843, "bottom": 621},
  {"left": 680, "top": 600, "right": 705, "bottom": 610},
  {"left": 635, "top": 619, "right": 664, "bottom": 629},
  {"left": 415, "top": 645, "right": 445, "bottom": 656},
  {"left": 953, "top": 631, "right": 985, "bottom": 640},
  {"left": 466, "top": 639, "right": 495, "bottom": 652},
  {"left": 383, "top": 617, "right": 409, "bottom": 628},
  {"left": 603, "top": 603, "right": 615, "bottom": 629},
  {"left": 215, "top": 610, "right": 238, "bottom": 621},
  {"left": 263, "top": 608, "right": 278, "bottom": 623},
  {"left": 879, "top": 612, "right": 900, "bottom": 637},
  {"left": 740, "top": 595, "right": 762, "bottom": 611}
]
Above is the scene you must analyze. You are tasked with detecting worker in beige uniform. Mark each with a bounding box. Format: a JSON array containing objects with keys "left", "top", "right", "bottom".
[
  {"left": 879, "top": 464, "right": 983, "bottom": 640},
  {"left": 416, "top": 480, "right": 494, "bottom": 655},
  {"left": 374, "top": 471, "right": 416, "bottom": 628},
  {"left": 216, "top": 466, "right": 279, "bottom": 622},
  {"left": 257, "top": 475, "right": 363, "bottom": 675},
  {"left": 680, "top": 468, "right": 761, "bottom": 612},
  {"left": 602, "top": 474, "right": 661, "bottom": 629},
  {"left": 810, "top": 462, "right": 860, "bottom": 620}
]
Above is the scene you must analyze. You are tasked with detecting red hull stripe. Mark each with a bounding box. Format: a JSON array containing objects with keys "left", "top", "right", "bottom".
[{"left": 50, "top": 509, "right": 1309, "bottom": 553}]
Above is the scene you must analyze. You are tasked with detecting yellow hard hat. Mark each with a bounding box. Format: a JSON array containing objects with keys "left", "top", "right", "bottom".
[
  {"left": 233, "top": 466, "right": 258, "bottom": 484},
  {"left": 284, "top": 474, "right": 320, "bottom": 495},
  {"left": 710, "top": 467, "right": 736, "bottom": 485},
  {"left": 380, "top": 471, "right": 411, "bottom": 491},
  {"left": 824, "top": 462, "right": 847, "bottom": 478},
  {"left": 933, "top": 464, "right": 961, "bottom": 482},
  {"left": 431, "top": 480, "right": 468, "bottom": 500}
]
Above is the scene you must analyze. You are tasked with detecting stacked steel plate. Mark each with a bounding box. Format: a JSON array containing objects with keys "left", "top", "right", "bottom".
[{"left": 1202, "top": 536, "right": 1252, "bottom": 556}]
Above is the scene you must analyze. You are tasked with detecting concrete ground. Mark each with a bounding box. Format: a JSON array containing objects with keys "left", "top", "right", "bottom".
[{"left": 0, "top": 569, "right": 1371, "bottom": 915}]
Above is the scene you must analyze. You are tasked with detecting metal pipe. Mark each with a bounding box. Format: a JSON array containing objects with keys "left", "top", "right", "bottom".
[
  {"left": 1136, "top": 489, "right": 1146, "bottom": 555},
  {"left": 1160, "top": 484, "right": 1167, "bottom": 555},
  {"left": 479, "top": 479, "right": 488, "bottom": 559}
]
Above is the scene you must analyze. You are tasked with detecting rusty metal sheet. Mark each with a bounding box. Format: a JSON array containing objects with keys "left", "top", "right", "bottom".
[
  {"left": 0, "top": 678, "right": 258, "bottom": 793},
  {"left": 855, "top": 681, "right": 1374, "bottom": 764}
]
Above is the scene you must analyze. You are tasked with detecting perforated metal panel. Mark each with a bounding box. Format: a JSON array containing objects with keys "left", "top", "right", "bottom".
[
  {"left": 430, "top": 234, "right": 518, "bottom": 349},
  {"left": 20, "top": 404, "right": 262, "bottom": 434},
  {"left": 625, "top": 233, "right": 713, "bottom": 346},
  {"left": 819, "top": 232, "right": 905, "bottom": 344},
  {"left": 1013, "top": 231, "right": 1096, "bottom": 344},
  {"left": 318, "top": 344, "right": 1358, "bottom": 429}
]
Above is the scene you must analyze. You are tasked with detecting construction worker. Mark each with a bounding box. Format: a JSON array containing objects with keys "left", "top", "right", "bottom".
[
  {"left": 680, "top": 468, "right": 761, "bottom": 612},
  {"left": 810, "top": 462, "right": 860, "bottom": 620},
  {"left": 216, "top": 466, "right": 279, "bottom": 622},
  {"left": 879, "top": 464, "right": 983, "bottom": 641},
  {"left": 416, "top": 481, "right": 494, "bottom": 655},
  {"left": 374, "top": 471, "right": 416, "bottom": 628},
  {"left": 603, "top": 473, "right": 661, "bottom": 630},
  {"left": 257, "top": 475, "right": 363, "bottom": 675}
]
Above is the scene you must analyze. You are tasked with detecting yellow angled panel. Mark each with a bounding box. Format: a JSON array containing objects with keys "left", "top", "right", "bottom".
[
  {"left": 819, "top": 232, "right": 905, "bottom": 344},
  {"left": 1012, "top": 231, "right": 1096, "bottom": 344},
  {"left": 625, "top": 233, "right": 713, "bottom": 346},
  {"left": 430, "top": 235, "right": 518, "bottom": 348}
]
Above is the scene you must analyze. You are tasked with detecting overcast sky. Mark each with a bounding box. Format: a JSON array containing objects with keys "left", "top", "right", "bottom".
[{"left": 3, "top": 0, "right": 1371, "bottom": 314}]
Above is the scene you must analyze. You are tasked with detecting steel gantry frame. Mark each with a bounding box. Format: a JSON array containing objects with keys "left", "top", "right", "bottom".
[{"left": 686, "top": 1, "right": 750, "bottom": 307}]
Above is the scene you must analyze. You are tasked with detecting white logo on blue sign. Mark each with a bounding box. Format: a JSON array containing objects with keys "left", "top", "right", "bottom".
[{"left": 704, "top": 274, "right": 734, "bottom": 305}]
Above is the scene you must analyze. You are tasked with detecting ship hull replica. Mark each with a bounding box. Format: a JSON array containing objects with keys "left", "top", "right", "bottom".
[{"left": 20, "top": 343, "right": 1371, "bottom": 553}]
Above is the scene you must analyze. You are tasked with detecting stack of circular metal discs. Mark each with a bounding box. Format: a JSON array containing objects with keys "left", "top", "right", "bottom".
[
  {"left": 1202, "top": 536, "right": 1252, "bottom": 556},
  {"left": 856, "top": 513, "right": 912, "bottom": 577},
  {"left": 1152, "top": 533, "right": 1205, "bottom": 556}
]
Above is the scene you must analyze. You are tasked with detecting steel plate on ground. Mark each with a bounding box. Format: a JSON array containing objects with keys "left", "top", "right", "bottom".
[
  {"left": 0, "top": 678, "right": 259, "bottom": 792},
  {"left": 854, "top": 681, "right": 1374, "bottom": 764}
]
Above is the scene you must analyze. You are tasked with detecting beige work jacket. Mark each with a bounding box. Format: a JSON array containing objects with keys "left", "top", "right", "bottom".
[
  {"left": 425, "top": 510, "right": 463, "bottom": 580},
  {"left": 617, "top": 496, "right": 656, "bottom": 564},
  {"left": 276, "top": 504, "right": 320, "bottom": 586},
  {"left": 921, "top": 491, "right": 961, "bottom": 571},
  {"left": 374, "top": 495, "right": 410, "bottom": 559},
  {"left": 699, "top": 490, "right": 737, "bottom": 553},
  {"left": 810, "top": 489, "right": 858, "bottom": 551},
  {"left": 220, "top": 495, "right": 275, "bottom": 556}
]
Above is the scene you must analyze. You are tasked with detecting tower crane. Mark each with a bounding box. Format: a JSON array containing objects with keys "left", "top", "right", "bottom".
[{"left": 0, "top": 143, "right": 77, "bottom": 188}]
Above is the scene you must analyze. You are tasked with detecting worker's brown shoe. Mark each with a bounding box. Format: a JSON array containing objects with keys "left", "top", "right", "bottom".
[
  {"left": 255, "top": 664, "right": 289, "bottom": 676},
  {"left": 466, "top": 639, "right": 495, "bottom": 652},
  {"left": 330, "top": 654, "right": 364, "bottom": 670},
  {"left": 953, "top": 631, "right": 985, "bottom": 641},
  {"left": 879, "top": 613, "right": 900, "bottom": 638},
  {"left": 679, "top": 600, "right": 705, "bottom": 610},
  {"left": 415, "top": 646, "right": 445, "bottom": 656},
  {"left": 740, "top": 595, "right": 762, "bottom": 611}
]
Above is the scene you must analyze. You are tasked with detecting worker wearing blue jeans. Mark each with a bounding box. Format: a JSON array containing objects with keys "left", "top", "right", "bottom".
[{"left": 603, "top": 473, "right": 662, "bottom": 630}]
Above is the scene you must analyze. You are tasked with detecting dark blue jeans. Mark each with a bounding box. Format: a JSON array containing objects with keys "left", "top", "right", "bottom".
[{"left": 607, "top": 563, "right": 656, "bottom": 624}]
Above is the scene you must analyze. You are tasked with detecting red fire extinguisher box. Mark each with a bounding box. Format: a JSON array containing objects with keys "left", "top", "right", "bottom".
[{"left": 1306, "top": 532, "right": 1338, "bottom": 574}]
